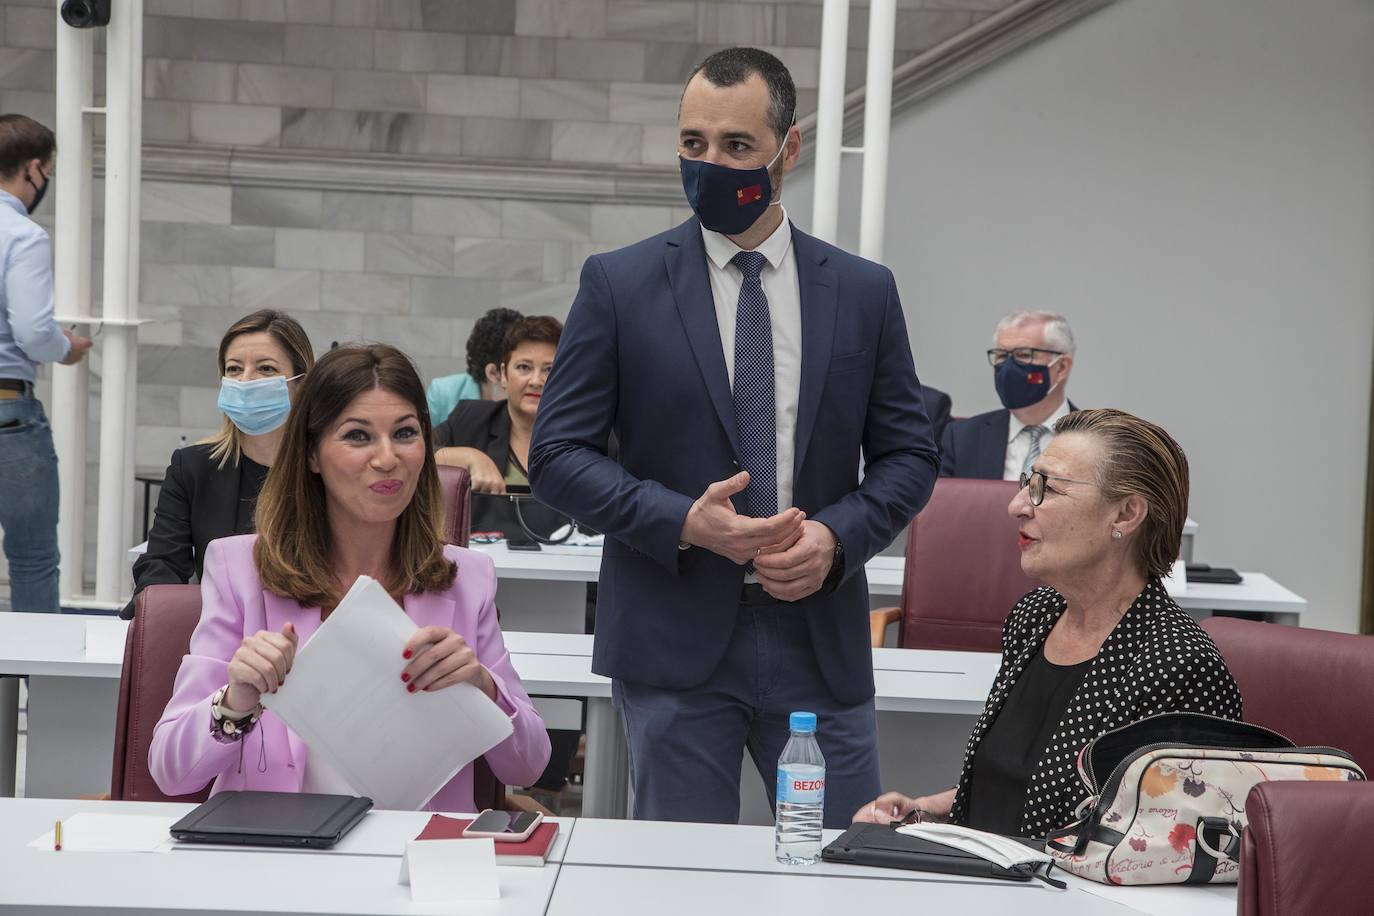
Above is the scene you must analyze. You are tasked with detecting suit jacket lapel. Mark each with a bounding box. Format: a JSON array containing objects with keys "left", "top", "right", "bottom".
[
  {"left": 665, "top": 220, "right": 740, "bottom": 458},
  {"left": 979, "top": 410, "right": 1011, "bottom": 479},
  {"left": 790, "top": 228, "right": 838, "bottom": 484}
]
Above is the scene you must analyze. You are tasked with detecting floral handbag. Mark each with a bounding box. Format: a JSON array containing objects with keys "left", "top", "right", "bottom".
[{"left": 1045, "top": 712, "right": 1365, "bottom": 885}]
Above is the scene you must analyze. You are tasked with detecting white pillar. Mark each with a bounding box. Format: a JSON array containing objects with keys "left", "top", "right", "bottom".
[
  {"left": 94, "top": 0, "right": 143, "bottom": 603},
  {"left": 859, "top": 0, "right": 897, "bottom": 264},
  {"left": 811, "top": 0, "right": 850, "bottom": 244},
  {"left": 52, "top": 11, "right": 96, "bottom": 601}
]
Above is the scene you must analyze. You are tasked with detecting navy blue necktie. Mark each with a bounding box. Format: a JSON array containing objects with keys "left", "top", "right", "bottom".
[{"left": 730, "top": 250, "right": 776, "bottom": 518}]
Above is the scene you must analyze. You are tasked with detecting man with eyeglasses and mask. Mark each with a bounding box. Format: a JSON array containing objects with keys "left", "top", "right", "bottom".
[
  {"left": 940, "top": 310, "right": 1078, "bottom": 480},
  {"left": 0, "top": 114, "right": 92, "bottom": 614},
  {"left": 530, "top": 47, "right": 939, "bottom": 828}
]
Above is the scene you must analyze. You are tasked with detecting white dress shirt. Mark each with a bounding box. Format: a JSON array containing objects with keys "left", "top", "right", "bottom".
[
  {"left": 0, "top": 190, "right": 68, "bottom": 383},
  {"left": 1003, "top": 398, "right": 1072, "bottom": 481},
  {"left": 700, "top": 207, "right": 802, "bottom": 512}
]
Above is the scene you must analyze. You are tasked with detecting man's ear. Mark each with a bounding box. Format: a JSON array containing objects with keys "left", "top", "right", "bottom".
[
  {"left": 782, "top": 125, "right": 802, "bottom": 173},
  {"left": 1053, "top": 354, "right": 1074, "bottom": 385}
]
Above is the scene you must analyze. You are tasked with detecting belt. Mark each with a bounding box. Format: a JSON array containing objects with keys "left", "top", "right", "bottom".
[
  {"left": 741, "top": 583, "right": 787, "bottom": 606},
  {"left": 0, "top": 378, "right": 28, "bottom": 392}
]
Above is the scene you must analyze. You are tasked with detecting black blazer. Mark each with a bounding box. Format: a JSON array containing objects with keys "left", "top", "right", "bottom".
[
  {"left": 433, "top": 399, "right": 566, "bottom": 539},
  {"left": 939, "top": 401, "right": 1077, "bottom": 479},
  {"left": 921, "top": 385, "right": 952, "bottom": 456},
  {"left": 949, "top": 579, "right": 1243, "bottom": 838},
  {"left": 122, "top": 443, "right": 266, "bottom": 619}
]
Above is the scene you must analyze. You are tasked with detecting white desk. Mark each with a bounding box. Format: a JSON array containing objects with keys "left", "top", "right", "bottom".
[
  {"left": 0, "top": 798, "right": 569, "bottom": 915},
  {"left": 557, "top": 818, "right": 1232, "bottom": 916},
  {"left": 0, "top": 616, "right": 995, "bottom": 819},
  {"left": 0, "top": 798, "right": 1236, "bottom": 916},
  {"left": 467, "top": 541, "right": 1305, "bottom": 622}
]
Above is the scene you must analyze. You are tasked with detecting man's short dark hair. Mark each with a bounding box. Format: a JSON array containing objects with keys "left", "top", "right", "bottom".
[
  {"left": 0, "top": 114, "right": 55, "bottom": 179},
  {"left": 686, "top": 47, "right": 797, "bottom": 142},
  {"left": 465, "top": 307, "right": 523, "bottom": 383}
]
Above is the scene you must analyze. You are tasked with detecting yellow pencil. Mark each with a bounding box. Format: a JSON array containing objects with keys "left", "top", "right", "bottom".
[{"left": 54, "top": 819, "right": 62, "bottom": 852}]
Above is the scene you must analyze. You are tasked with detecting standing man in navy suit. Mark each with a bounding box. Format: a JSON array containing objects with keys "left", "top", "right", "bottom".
[
  {"left": 530, "top": 48, "right": 939, "bottom": 827},
  {"left": 940, "top": 310, "right": 1078, "bottom": 480}
]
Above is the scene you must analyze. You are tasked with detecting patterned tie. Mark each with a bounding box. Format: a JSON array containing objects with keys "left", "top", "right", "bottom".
[
  {"left": 730, "top": 250, "right": 776, "bottom": 517},
  {"left": 1020, "top": 425, "right": 1046, "bottom": 478}
]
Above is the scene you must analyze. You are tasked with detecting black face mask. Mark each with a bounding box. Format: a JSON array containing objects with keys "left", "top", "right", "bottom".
[{"left": 26, "top": 169, "right": 50, "bottom": 215}]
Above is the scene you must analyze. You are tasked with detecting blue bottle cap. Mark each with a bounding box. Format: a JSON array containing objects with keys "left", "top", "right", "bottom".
[{"left": 789, "top": 711, "right": 817, "bottom": 733}]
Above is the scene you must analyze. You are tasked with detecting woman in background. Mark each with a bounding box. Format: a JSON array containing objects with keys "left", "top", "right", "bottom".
[{"left": 123, "top": 309, "right": 313, "bottom": 619}]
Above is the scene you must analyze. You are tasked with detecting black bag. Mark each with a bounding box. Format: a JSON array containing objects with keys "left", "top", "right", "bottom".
[{"left": 822, "top": 822, "right": 1063, "bottom": 886}]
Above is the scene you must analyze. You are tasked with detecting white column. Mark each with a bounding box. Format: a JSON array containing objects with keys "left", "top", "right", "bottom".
[
  {"left": 811, "top": 0, "right": 850, "bottom": 244},
  {"left": 859, "top": 0, "right": 897, "bottom": 264},
  {"left": 52, "top": 11, "right": 96, "bottom": 601},
  {"left": 94, "top": 0, "right": 143, "bottom": 603}
]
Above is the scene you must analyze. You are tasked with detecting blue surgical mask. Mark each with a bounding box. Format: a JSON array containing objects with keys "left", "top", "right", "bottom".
[
  {"left": 217, "top": 374, "right": 300, "bottom": 436},
  {"left": 679, "top": 140, "right": 786, "bottom": 236},
  {"left": 994, "top": 356, "right": 1061, "bottom": 410}
]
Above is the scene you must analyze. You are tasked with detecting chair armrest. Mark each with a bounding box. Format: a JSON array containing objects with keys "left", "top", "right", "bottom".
[{"left": 869, "top": 607, "right": 902, "bottom": 648}]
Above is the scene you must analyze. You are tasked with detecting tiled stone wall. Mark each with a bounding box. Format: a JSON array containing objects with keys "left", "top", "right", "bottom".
[{"left": 0, "top": 0, "right": 1013, "bottom": 589}]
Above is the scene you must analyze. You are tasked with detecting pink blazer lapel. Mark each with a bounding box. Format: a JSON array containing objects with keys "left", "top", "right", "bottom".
[{"left": 402, "top": 589, "right": 456, "bottom": 630}]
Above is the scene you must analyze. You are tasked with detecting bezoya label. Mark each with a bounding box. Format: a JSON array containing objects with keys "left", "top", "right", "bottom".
[{"left": 776, "top": 767, "right": 826, "bottom": 805}]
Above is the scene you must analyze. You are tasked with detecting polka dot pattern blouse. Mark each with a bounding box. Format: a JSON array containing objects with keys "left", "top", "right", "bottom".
[{"left": 949, "top": 578, "right": 1243, "bottom": 839}]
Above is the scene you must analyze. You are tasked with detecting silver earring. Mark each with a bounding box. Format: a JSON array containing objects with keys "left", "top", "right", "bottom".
[{"left": 1112, "top": 529, "right": 1123, "bottom": 540}]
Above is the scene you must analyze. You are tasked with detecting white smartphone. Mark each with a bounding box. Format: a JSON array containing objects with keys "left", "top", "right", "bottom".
[{"left": 461, "top": 809, "right": 543, "bottom": 842}]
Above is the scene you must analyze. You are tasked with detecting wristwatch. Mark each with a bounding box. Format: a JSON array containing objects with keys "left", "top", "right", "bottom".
[{"left": 209, "top": 685, "right": 263, "bottom": 743}]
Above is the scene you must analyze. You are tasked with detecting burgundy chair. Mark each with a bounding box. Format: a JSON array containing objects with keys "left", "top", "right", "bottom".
[
  {"left": 871, "top": 478, "right": 1039, "bottom": 651},
  {"left": 112, "top": 582, "right": 505, "bottom": 809},
  {"left": 1202, "top": 617, "right": 1374, "bottom": 774},
  {"left": 437, "top": 464, "right": 472, "bottom": 547},
  {"left": 111, "top": 584, "right": 213, "bottom": 803},
  {"left": 1240, "top": 781, "right": 1374, "bottom": 915}
]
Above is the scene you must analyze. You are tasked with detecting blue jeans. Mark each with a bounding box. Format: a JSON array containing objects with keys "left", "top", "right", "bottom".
[
  {"left": 0, "top": 392, "right": 60, "bottom": 612},
  {"left": 613, "top": 602, "right": 881, "bottom": 829}
]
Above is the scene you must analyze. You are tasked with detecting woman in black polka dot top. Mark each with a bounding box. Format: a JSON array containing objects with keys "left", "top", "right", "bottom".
[{"left": 854, "top": 408, "right": 1242, "bottom": 839}]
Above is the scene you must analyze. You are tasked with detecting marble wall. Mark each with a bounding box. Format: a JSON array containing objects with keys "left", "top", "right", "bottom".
[{"left": 0, "top": 0, "right": 1012, "bottom": 589}]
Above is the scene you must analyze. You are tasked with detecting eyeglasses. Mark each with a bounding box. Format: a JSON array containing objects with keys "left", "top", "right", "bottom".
[
  {"left": 987, "top": 347, "right": 1063, "bottom": 368},
  {"left": 1018, "top": 470, "right": 1095, "bottom": 507}
]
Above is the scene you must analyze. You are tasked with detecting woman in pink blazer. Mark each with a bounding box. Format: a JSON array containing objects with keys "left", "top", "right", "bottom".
[{"left": 149, "top": 344, "right": 551, "bottom": 810}]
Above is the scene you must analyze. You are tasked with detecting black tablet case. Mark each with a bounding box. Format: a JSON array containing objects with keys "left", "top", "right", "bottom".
[
  {"left": 821, "top": 823, "right": 1038, "bottom": 883},
  {"left": 170, "top": 791, "right": 373, "bottom": 849}
]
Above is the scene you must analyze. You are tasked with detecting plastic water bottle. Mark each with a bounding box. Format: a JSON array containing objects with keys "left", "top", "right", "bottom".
[{"left": 774, "top": 710, "right": 825, "bottom": 865}]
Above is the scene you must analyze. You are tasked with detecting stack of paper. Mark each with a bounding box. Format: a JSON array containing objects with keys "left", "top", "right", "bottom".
[{"left": 262, "top": 577, "right": 513, "bottom": 810}]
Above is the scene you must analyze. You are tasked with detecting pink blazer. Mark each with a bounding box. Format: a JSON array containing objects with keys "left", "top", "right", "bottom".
[{"left": 149, "top": 534, "right": 551, "bottom": 811}]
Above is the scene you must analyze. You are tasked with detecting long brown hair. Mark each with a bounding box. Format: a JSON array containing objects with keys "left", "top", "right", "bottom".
[
  {"left": 205, "top": 309, "right": 315, "bottom": 469},
  {"left": 253, "top": 344, "right": 456, "bottom": 609},
  {"left": 1054, "top": 408, "right": 1190, "bottom": 580}
]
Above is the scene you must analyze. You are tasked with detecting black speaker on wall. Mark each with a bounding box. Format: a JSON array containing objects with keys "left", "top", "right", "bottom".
[{"left": 61, "top": 0, "right": 111, "bottom": 29}]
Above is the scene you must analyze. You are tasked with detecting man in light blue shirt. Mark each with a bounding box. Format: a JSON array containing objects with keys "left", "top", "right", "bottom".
[{"left": 0, "top": 114, "right": 92, "bottom": 612}]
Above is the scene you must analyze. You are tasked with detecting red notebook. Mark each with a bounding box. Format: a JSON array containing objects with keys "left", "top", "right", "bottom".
[{"left": 414, "top": 815, "right": 559, "bottom": 867}]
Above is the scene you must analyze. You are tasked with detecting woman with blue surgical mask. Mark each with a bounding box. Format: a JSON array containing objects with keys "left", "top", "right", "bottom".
[{"left": 123, "top": 310, "right": 315, "bottom": 619}]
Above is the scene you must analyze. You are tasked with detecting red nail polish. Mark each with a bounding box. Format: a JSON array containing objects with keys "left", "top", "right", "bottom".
[
  {"left": 402, "top": 650, "right": 412, "bottom": 659},
  {"left": 407, "top": 684, "right": 416, "bottom": 693},
  {"left": 401, "top": 672, "right": 410, "bottom": 682}
]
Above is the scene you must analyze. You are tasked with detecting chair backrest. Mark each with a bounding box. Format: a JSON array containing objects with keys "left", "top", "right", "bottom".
[
  {"left": 1240, "top": 781, "right": 1374, "bottom": 916},
  {"left": 111, "top": 584, "right": 213, "bottom": 803},
  {"left": 437, "top": 464, "right": 472, "bottom": 547},
  {"left": 1202, "top": 616, "right": 1374, "bottom": 773},
  {"left": 899, "top": 478, "right": 1040, "bottom": 652},
  {"left": 114, "top": 580, "right": 506, "bottom": 810}
]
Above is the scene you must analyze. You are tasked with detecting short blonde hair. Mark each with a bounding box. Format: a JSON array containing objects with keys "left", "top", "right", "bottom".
[{"left": 1054, "top": 408, "right": 1189, "bottom": 579}]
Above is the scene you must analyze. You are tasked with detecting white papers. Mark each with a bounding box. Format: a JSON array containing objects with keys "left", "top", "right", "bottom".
[
  {"left": 261, "top": 576, "right": 514, "bottom": 811},
  {"left": 399, "top": 838, "right": 501, "bottom": 902},
  {"left": 28, "top": 813, "right": 177, "bottom": 853},
  {"left": 84, "top": 619, "right": 129, "bottom": 660}
]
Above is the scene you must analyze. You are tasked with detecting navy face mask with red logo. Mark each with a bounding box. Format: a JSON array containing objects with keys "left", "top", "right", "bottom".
[
  {"left": 994, "top": 356, "right": 1061, "bottom": 410},
  {"left": 679, "top": 141, "right": 785, "bottom": 236}
]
